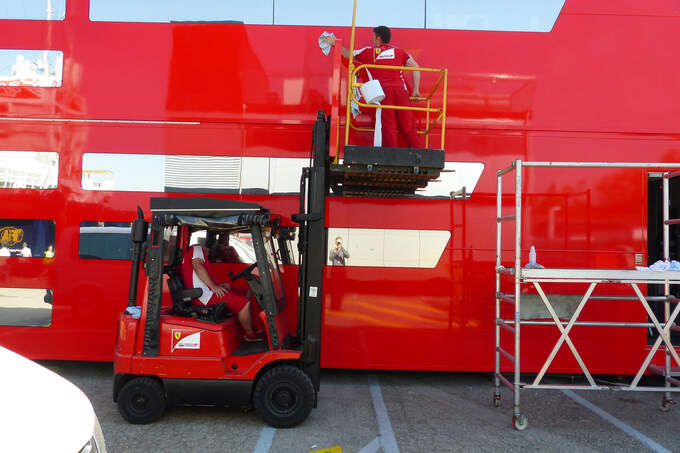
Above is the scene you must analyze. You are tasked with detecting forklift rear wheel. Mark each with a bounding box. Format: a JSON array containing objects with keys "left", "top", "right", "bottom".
[
  {"left": 253, "top": 366, "right": 315, "bottom": 428},
  {"left": 118, "top": 377, "right": 166, "bottom": 424}
]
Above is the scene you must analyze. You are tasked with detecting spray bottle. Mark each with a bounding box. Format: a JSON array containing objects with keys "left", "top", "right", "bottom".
[{"left": 529, "top": 246, "right": 537, "bottom": 267}]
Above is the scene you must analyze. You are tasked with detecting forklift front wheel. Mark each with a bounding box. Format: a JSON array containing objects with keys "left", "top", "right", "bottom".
[
  {"left": 118, "top": 377, "right": 166, "bottom": 424},
  {"left": 253, "top": 366, "right": 315, "bottom": 428}
]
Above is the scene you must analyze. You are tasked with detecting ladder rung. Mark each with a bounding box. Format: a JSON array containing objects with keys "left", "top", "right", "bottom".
[
  {"left": 663, "top": 219, "right": 680, "bottom": 225},
  {"left": 495, "top": 372, "right": 516, "bottom": 391},
  {"left": 496, "top": 346, "right": 515, "bottom": 364},
  {"left": 496, "top": 266, "right": 515, "bottom": 275},
  {"left": 648, "top": 365, "right": 680, "bottom": 383},
  {"left": 497, "top": 215, "right": 516, "bottom": 222},
  {"left": 495, "top": 292, "right": 515, "bottom": 305},
  {"left": 496, "top": 319, "right": 515, "bottom": 334}
]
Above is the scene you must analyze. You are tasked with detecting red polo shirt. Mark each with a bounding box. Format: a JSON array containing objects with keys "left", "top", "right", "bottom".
[{"left": 353, "top": 44, "right": 412, "bottom": 88}]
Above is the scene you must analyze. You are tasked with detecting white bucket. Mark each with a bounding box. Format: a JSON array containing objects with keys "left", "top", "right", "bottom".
[{"left": 360, "top": 79, "right": 385, "bottom": 105}]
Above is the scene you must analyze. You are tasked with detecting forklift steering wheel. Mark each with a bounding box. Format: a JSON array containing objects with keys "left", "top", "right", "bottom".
[{"left": 231, "top": 262, "right": 258, "bottom": 282}]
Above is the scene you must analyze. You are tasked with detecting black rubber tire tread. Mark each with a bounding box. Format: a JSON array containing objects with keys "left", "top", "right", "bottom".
[
  {"left": 118, "top": 376, "right": 166, "bottom": 424},
  {"left": 253, "top": 365, "right": 315, "bottom": 428}
]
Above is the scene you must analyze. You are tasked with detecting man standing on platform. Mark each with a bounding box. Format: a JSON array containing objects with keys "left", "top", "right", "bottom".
[{"left": 323, "top": 26, "right": 422, "bottom": 148}]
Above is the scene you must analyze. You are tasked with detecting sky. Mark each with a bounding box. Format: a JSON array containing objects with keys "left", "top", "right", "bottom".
[{"left": 3, "top": 0, "right": 564, "bottom": 31}]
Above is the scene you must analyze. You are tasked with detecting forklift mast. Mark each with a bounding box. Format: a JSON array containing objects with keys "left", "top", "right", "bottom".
[
  {"left": 142, "top": 212, "right": 166, "bottom": 357},
  {"left": 293, "top": 109, "right": 445, "bottom": 391},
  {"left": 294, "top": 111, "right": 329, "bottom": 392}
]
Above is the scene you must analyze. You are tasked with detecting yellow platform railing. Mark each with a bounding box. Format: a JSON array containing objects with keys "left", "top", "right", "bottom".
[{"left": 346, "top": 64, "right": 448, "bottom": 150}]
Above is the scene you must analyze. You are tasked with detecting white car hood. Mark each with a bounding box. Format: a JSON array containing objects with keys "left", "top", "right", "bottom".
[{"left": 0, "top": 346, "right": 94, "bottom": 452}]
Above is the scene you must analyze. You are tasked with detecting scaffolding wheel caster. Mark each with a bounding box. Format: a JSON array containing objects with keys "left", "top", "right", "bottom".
[
  {"left": 494, "top": 394, "right": 501, "bottom": 408},
  {"left": 512, "top": 414, "right": 528, "bottom": 431},
  {"left": 660, "top": 398, "right": 675, "bottom": 412}
]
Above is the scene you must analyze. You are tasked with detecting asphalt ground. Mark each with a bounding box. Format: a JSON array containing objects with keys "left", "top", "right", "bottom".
[{"left": 42, "top": 361, "right": 679, "bottom": 453}]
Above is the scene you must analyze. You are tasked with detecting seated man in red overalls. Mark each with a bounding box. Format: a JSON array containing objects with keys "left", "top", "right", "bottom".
[{"left": 181, "top": 243, "right": 262, "bottom": 341}]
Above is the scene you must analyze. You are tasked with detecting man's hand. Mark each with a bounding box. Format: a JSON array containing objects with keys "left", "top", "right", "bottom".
[
  {"left": 211, "top": 285, "right": 227, "bottom": 298},
  {"left": 322, "top": 35, "right": 336, "bottom": 47},
  {"left": 219, "top": 282, "right": 231, "bottom": 291}
]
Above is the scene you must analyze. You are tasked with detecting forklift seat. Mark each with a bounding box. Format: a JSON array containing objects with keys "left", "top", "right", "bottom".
[{"left": 167, "top": 269, "right": 232, "bottom": 323}]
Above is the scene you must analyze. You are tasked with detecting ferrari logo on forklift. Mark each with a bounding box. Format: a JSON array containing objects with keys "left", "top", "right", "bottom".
[{"left": 171, "top": 329, "right": 200, "bottom": 351}]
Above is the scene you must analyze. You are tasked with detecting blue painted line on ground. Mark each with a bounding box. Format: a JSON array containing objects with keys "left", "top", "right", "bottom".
[
  {"left": 561, "top": 389, "right": 671, "bottom": 453},
  {"left": 368, "top": 374, "right": 400, "bottom": 453},
  {"left": 253, "top": 426, "right": 276, "bottom": 453}
]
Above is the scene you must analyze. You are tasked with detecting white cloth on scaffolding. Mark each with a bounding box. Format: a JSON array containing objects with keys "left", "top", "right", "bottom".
[
  {"left": 636, "top": 260, "right": 680, "bottom": 271},
  {"left": 318, "top": 31, "right": 335, "bottom": 56}
]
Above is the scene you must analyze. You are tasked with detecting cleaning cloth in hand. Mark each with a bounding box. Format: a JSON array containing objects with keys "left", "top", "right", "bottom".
[{"left": 318, "top": 31, "right": 336, "bottom": 56}]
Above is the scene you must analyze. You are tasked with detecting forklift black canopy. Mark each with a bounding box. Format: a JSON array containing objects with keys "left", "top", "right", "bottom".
[
  {"left": 150, "top": 197, "right": 269, "bottom": 228},
  {"left": 150, "top": 197, "right": 266, "bottom": 218}
]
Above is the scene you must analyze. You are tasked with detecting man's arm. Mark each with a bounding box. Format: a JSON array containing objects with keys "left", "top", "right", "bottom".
[
  {"left": 192, "top": 258, "right": 228, "bottom": 297},
  {"left": 405, "top": 56, "right": 421, "bottom": 98},
  {"left": 341, "top": 247, "right": 350, "bottom": 259},
  {"left": 322, "top": 35, "right": 350, "bottom": 59}
]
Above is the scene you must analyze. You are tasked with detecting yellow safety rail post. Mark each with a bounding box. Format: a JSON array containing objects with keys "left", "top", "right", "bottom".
[
  {"left": 343, "top": 0, "right": 359, "bottom": 152},
  {"left": 328, "top": 38, "right": 343, "bottom": 163}
]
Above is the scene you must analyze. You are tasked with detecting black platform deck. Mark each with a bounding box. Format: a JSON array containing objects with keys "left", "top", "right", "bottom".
[{"left": 330, "top": 146, "right": 445, "bottom": 197}]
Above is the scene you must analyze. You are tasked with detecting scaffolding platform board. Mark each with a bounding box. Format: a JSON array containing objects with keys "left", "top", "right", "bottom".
[{"left": 330, "top": 146, "right": 445, "bottom": 197}]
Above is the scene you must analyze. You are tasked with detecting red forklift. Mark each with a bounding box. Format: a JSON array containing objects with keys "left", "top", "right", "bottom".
[
  {"left": 113, "top": 111, "right": 443, "bottom": 427},
  {"left": 113, "top": 188, "right": 326, "bottom": 427}
]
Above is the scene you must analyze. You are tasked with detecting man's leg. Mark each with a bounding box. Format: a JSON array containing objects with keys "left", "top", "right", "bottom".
[
  {"left": 237, "top": 301, "right": 254, "bottom": 334},
  {"left": 380, "top": 87, "right": 398, "bottom": 147},
  {"left": 223, "top": 292, "right": 254, "bottom": 333},
  {"left": 210, "top": 291, "right": 262, "bottom": 340},
  {"left": 394, "top": 88, "right": 421, "bottom": 148}
]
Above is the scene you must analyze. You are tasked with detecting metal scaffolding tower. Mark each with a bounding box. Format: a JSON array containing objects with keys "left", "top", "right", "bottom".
[{"left": 494, "top": 160, "right": 680, "bottom": 430}]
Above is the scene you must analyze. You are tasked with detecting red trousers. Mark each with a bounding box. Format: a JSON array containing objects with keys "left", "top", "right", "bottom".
[
  {"left": 378, "top": 85, "right": 421, "bottom": 148},
  {"left": 194, "top": 287, "right": 250, "bottom": 313}
]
